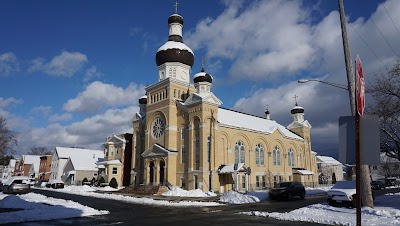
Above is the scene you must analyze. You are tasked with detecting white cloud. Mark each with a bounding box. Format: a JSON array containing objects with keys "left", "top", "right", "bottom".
[
  {"left": 63, "top": 81, "right": 145, "bottom": 113},
  {"left": 17, "top": 106, "right": 137, "bottom": 152},
  {"left": 48, "top": 113, "right": 72, "bottom": 123},
  {"left": 186, "top": 0, "right": 315, "bottom": 80},
  {"left": 0, "top": 97, "right": 23, "bottom": 109},
  {"left": 84, "top": 66, "right": 103, "bottom": 82},
  {"left": 30, "top": 105, "right": 52, "bottom": 117},
  {"left": 0, "top": 52, "right": 20, "bottom": 76},
  {"left": 29, "top": 51, "right": 88, "bottom": 77}
]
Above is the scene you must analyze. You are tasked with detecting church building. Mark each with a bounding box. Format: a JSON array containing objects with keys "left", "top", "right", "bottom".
[{"left": 131, "top": 10, "right": 318, "bottom": 193}]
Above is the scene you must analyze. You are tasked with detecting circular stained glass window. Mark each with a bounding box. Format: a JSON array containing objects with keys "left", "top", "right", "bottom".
[{"left": 152, "top": 117, "right": 165, "bottom": 139}]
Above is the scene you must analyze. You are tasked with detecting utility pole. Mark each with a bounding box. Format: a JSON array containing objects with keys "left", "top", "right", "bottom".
[{"left": 338, "top": 2, "right": 374, "bottom": 226}]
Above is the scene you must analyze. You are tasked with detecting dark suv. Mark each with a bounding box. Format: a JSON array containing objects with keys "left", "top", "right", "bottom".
[{"left": 269, "top": 182, "right": 306, "bottom": 200}]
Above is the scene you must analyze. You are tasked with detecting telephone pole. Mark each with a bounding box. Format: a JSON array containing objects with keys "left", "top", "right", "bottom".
[{"left": 338, "top": 1, "right": 374, "bottom": 226}]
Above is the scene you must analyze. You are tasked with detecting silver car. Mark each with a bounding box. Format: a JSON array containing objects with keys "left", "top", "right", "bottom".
[{"left": 2, "top": 177, "right": 31, "bottom": 194}]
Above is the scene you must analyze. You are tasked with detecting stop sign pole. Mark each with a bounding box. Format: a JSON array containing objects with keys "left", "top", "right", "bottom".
[{"left": 355, "top": 54, "right": 364, "bottom": 226}]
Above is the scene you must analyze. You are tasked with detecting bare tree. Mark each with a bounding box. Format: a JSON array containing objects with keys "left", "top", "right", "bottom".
[
  {"left": 368, "top": 59, "right": 400, "bottom": 160},
  {"left": 0, "top": 115, "right": 17, "bottom": 157},
  {"left": 28, "top": 147, "right": 52, "bottom": 156},
  {"left": 378, "top": 154, "right": 400, "bottom": 178}
]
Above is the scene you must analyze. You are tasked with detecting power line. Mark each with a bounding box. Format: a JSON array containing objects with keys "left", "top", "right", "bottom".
[
  {"left": 370, "top": 16, "right": 399, "bottom": 57},
  {"left": 382, "top": 2, "right": 400, "bottom": 39},
  {"left": 349, "top": 24, "right": 388, "bottom": 70}
]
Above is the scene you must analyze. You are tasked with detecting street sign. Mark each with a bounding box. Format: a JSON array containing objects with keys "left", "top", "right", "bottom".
[{"left": 355, "top": 55, "right": 365, "bottom": 116}]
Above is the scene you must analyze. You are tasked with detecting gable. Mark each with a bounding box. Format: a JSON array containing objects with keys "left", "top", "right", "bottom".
[{"left": 141, "top": 143, "right": 177, "bottom": 158}]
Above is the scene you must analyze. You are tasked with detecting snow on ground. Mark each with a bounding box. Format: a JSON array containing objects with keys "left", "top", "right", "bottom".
[
  {"left": 241, "top": 192, "right": 400, "bottom": 226},
  {"left": 0, "top": 193, "right": 108, "bottom": 224},
  {"left": 220, "top": 190, "right": 260, "bottom": 204},
  {"left": 162, "top": 187, "right": 217, "bottom": 197},
  {"left": 305, "top": 186, "right": 332, "bottom": 195}
]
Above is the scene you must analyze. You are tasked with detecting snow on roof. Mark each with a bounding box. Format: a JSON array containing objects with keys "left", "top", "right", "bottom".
[
  {"left": 170, "top": 13, "right": 182, "bottom": 18},
  {"left": 294, "top": 170, "right": 314, "bottom": 175},
  {"left": 56, "top": 147, "right": 103, "bottom": 171},
  {"left": 193, "top": 71, "right": 214, "bottom": 80},
  {"left": 217, "top": 108, "right": 303, "bottom": 140},
  {"left": 22, "top": 155, "right": 41, "bottom": 173},
  {"left": 218, "top": 163, "right": 246, "bottom": 173},
  {"left": 317, "top": 156, "right": 342, "bottom": 165},
  {"left": 97, "top": 160, "right": 122, "bottom": 165},
  {"left": 157, "top": 41, "right": 194, "bottom": 54}
]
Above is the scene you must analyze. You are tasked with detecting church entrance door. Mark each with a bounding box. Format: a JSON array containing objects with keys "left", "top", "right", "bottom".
[{"left": 159, "top": 160, "right": 165, "bottom": 185}]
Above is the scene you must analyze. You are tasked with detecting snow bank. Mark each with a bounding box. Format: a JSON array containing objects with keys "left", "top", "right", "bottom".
[
  {"left": 219, "top": 190, "right": 260, "bottom": 204},
  {"left": 162, "top": 187, "right": 217, "bottom": 197}
]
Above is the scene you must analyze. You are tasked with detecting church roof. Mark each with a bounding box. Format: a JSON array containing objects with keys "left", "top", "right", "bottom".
[
  {"left": 217, "top": 108, "right": 303, "bottom": 140},
  {"left": 316, "top": 156, "right": 342, "bottom": 165}
]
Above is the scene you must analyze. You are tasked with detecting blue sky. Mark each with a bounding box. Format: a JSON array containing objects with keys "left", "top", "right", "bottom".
[{"left": 1, "top": 0, "right": 398, "bottom": 158}]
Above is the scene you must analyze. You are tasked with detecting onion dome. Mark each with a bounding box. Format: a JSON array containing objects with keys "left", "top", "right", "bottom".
[
  {"left": 155, "top": 14, "right": 194, "bottom": 67},
  {"left": 156, "top": 42, "right": 194, "bottom": 67},
  {"left": 265, "top": 109, "right": 270, "bottom": 115},
  {"left": 138, "top": 95, "right": 147, "bottom": 105},
  {"left": 291, "top": 105, "right": 304, "bottom": 114},
  {"left": 193, "top": 68, "right": 213, "bottom": 83}
]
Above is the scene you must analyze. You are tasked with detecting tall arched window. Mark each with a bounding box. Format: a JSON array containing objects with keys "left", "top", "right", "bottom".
[
  {"left": 235, "top": 141, "right": 245, "bottom": 163},
  {"left": 255, "top": 144, "right": 264, "bottom": 165},
  {"left": 273, "top": 146, "right": 281, "bottom": 166},
  {"left": 288, "top": 148, "right": 295, "bottom": 167},
  {"left": 194, "top": 118, "right": 200, "bottom": 165}
]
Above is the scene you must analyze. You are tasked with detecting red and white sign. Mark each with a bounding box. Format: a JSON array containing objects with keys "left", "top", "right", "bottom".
[{"left": 355, "top": 54, "right": 365, "bottom": 116}]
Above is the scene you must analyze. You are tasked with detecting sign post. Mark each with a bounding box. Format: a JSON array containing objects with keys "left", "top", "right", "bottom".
[{"left": 355, "top": 54, "right": 364, "bottom": 226}]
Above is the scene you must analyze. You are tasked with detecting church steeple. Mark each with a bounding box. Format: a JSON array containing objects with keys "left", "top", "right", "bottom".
[
  {"left": 155, "top": 2, "right": 194, "bottom": 83},
  {"left": 287, "top": 95, "right": 311, "bottom": 138}
]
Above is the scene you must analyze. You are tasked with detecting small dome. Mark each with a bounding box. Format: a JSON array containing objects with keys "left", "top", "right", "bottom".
[
  {"left": 139, "top": 95, "right": 147, "bottom": 104},
  {"left": 291, "top": 105, "right": 304, "bottom": 114},
  {"left": 193, "top": 69, "right": 213, "bottom": 83},
  {"left": 156, "top": 41, "right": 194, "bottom": 67},
  {"left": 168, "top": 14, "right": 184, "bottom": 25},
  {"left": 265, "top": 109, "right": 270, "bottom": 115}
]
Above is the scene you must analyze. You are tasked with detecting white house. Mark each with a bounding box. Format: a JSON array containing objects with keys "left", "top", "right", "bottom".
[
  {"left": 316, "top": 156, "right": 344, "bottom": 184},
  {"left": 21, "top": 155, "right": 41, "bottom": 178},
  {"left": 50, "top": 147, "right": 103, "bottom": 182},
  {"left": 1, "top": 159, "right": 16, "bottom": 179}
]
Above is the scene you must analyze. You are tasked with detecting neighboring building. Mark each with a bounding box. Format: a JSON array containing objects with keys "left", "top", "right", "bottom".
[
  {"left": 371, "top": 153, "right": 400, "bottom": 181},
  {"left": 97, "top": 133, "right": 133, "bottom": 187},
  {"left": 39, "top": 155, "right": 52, "bottom": 181},
  {"left": 316, "top": 156, "right": 344, "bottom": 184},
  {"left": 20, "top": 155, "right": 41, "bottom": 178},
  {"left": 13, "top": 158, "right": 22, "bottom": 176},
  {"left": 61, "top": 149, "right": 104, "bottom": 185},
  {"left": 50, "top": 147, "right": 103, "bottom": 183},
  {"left": 130, "top": 11, "right": 318, "bottom": 192}
]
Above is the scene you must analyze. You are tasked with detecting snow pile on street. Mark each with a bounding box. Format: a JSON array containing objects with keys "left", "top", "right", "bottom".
[
  {"left": 0, "top": 193, "right": 108, "bottom": 224},
  {"left": 63, "top": 185, "right": 96, "bottom": 192},
  {"left": 247, "top": 190, "right": 268, "bottom": 201},
  {"left": 162, "top": 187, "right": 217, "bottom": 197},
  {"left": 241, "top": 192, "right": 400, "bottom": 226},
  {"left": 94, "top": 186, "right": 120, "bottom": 192},
  {"left": 220, "top": 190, "right": 260, "bottom": 204}
]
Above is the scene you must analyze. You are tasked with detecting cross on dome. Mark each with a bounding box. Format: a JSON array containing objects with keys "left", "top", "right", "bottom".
[
  {"left": 173, "top": 1, "right": 179, "bottom": 14},
  {"left": 293, "top": 95, "right": 299, "bottom": 106}
]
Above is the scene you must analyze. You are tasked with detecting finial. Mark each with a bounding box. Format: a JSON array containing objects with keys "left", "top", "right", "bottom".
[
  {"left": 173, "top": 1, "right": 179, "bottom": 14},
  {"left": 293, "top": 95, "right": 299, "bottom": 106},
  {"left": 266, "top": 104, "right": 269, "bottom": 111},
  {"left": 201, "top": 56, "right": 205, "bottom": 72}
]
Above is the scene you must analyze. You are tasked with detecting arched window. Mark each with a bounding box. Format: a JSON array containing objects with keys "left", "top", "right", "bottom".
[
  {"left": 235, "top": 141, "right": 245, "bottom": 163},
  {"left": 273, "top": 146, "right": 281, "bottom": 166},
  {"left": 288, "top": 148, "right": 295, "bottom": 167},
  {"left": 255, "top": 144, "right": 264, "bottom": 165}
]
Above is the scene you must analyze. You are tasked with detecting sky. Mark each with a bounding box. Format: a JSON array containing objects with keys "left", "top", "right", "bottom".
[
  {"left": 2, "top": 185, "right": 400, "bottom": 225},
  {"left": 1, "top": 0, "right": 399, "bottom": 158}
]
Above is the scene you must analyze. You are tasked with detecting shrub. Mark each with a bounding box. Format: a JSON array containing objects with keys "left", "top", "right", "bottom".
[
  {"left": 99, "top": 177, "right": 105, "bottom": 184},
  {"left": 109, "top": 177, "right": 118, "bottom": 188},
  {"left": 82, "top": 178, "right": 88, "bottom": 184}
]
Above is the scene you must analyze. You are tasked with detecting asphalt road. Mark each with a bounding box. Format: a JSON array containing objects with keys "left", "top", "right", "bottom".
[{"left": 10, "top": 187, "right": 400, "bottom": 226}]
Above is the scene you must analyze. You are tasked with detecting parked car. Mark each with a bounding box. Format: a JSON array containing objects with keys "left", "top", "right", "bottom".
[
  {"left": 385, "top": 178, "right": 399, "bottom": 187},
  {"left": 269, "top": 182, "right": 306, "bottom": 200},
  {"left": 327, "top": 181, "right": 375, "bottom": 208},
  {"left": 371, "top": 180, "right": 385, "bottom": 190},
  {"left": 2, "top": 176, "right": 31, "bottom": 194},
  {"left": 47, "top": 179, "right": 64, "bottom": 189}
]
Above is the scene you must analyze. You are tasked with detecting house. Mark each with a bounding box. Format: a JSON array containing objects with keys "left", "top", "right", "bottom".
[
  {"left": 39, "top": 155, "right": 52, "bottom": 181},
  {"left": 371, "top": 153, "right": 400, "bottom": 181},
  {"left": 49, "top": 147, "right": 103, "bottom": 184},
  {"left": 316, "top": 155, "right": 344, "bottom": 184},
  {"left": 2, "top": 159, "right": 16, "bottom": 179},
  {"left": 97, "top": 133, "right": 133, "bottom": 187},
  {"left": 130, "top": 10, "right": 318, "bottom": 192},
  {"left": 20, "top": 155, "right": 41, "bottom": 178}
]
